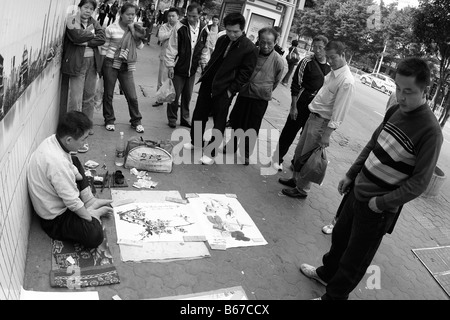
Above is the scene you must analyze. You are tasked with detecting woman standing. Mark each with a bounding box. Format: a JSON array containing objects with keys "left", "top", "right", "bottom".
[
  {"left": 62, "top": 0, "right": 105, "bottom": 153},
  {"left": 101, "top": 2, "right": 146, "bottom": 133}
]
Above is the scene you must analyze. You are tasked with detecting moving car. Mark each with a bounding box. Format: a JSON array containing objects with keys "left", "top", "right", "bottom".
[{"left": 360, "top": 73, "right": 396, "bottom": 95}]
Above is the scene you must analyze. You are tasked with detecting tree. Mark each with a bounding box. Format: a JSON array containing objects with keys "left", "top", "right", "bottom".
[
  {"left": 412, "top": 0, "right": 450, "bottom": 127},
  {"left": 292, "top": 0, "right": 382, "bottom": 65}
]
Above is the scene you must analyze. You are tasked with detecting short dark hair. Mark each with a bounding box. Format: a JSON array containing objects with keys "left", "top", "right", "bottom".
[
  {"left": 187, "top": 2, "right": 202, "bottom": 14},
  {"left": 258, "top": 27, "right": 279, "bottom": 41},
  {"left": 325, "top": 41, "right": 345, "bottom": 55},
  {"left": 292, "top": 40, "right": 298, "bottom": 46},
  {"left": 56, "top": 111, "right": 92, "bottom": 140},
  {"left": 120, "top": 1, "right": 137, "bottom": 15},
  {"left": 395, "top": 57, "right": 431, "bottom": 89},
  {"left": 223, "top": 12, "right": 245, "bottom": 30},
  {"left": 78, "top": 0, "right": 97, "bottom": 9},
  {"left": 313, "top": 35, "right": 328, "bottom": 46},
  {"left": 212, "top": 15, "right": 219, "bottom": 20},
  {"left": 167, "top": 7, "right": 179, "bottom": 15}
]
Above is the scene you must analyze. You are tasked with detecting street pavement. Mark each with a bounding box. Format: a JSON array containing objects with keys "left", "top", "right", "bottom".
[{"left": 23, "top": 35, "right": 450, "bottom": 301}]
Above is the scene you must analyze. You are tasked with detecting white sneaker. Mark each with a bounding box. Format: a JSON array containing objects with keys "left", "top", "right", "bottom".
[
  {"left": 183, "top": 142, "right": 194, "bottom": 150},
  {"left": 272, "top": 161, "right": 283, "bottom": 171},
  {"left": 300, "top": 263, "right": 327, "bottom": 286},
  {"left": 322, "top": 224, "right": 334, "bottom": 235},
  {"left": 200, "top": 155, "right": 214, "bottom": 165}
]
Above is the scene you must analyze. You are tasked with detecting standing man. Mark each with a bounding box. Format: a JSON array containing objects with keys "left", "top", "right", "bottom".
[
  {"left": 224, "top": 27, "right": 284, "bottom": 165},
  {"left": 204, "top": 15, "right": 223, "bottom": 65},
  {"left": 300, "top": 57, "right": 443, "bottom": 300},
  {"left": 278, "top": 41, "right": 355, "bottom": 198},
  {"left": 164, "top": 3, "right": 209, "bottom": 128},
  {"left": 152, "top": 7, "right": 180, "bottom": 107},
  {"left": 271, "top": 35, "right": 330, "bottom": 171},
  {"left": 182, "top": 12, "right": 258, "bottom": 165},
  {"left": 27, "top": 111, "right": 113, "bottom": 248}
]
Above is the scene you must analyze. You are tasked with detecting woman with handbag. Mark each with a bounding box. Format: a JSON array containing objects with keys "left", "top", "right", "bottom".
[
  {"left": 281, "top": 40, "right": 299, "bottom": 86},
  {"left": 62, "top": 0, "right": 106, "bottom": 153},
  {"left": 101, "top": 2, "right": 146, "bottom": 133}
]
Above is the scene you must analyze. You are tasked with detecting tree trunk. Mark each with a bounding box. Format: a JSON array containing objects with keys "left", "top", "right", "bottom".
[
  {"left": 440, "top": 110, "right": 450, "bottom": 128},
  {"left": 348, "top": 53, "right": 353, "bottom": 65},
  {"left": 432, "top": 82, "right": 442, "bottom": 112}
]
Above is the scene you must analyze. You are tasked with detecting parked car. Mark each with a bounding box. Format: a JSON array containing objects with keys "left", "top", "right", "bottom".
[{"left": 360, "top": 73, "right": 396, "bottom": 95}]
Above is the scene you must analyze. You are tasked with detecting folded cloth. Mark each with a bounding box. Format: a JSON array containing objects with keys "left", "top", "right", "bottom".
[{"left": 113, "top": 23, "right": 145, "bottom": 72}]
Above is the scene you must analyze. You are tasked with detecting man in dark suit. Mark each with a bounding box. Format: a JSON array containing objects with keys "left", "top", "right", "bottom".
[{"left": 183, "top": 12, "right": 258, "bottom": 165}]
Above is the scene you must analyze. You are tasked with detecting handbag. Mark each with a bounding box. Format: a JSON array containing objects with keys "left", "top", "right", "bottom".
[
  {"left": 299, "top": 146, "right": 328, "bottom": 185},
  {"left": 124, "top": 136, "right": 174, "bottom": 173}
]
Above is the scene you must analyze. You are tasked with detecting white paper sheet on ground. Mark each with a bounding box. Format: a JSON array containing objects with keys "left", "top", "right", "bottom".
[
  {"left": 111, "top": 190, "right": 210, "bottom": 262},
  {"left": 20, "top": 287, "right": 99, "bottom": 300},
  {"left": 119, "top": 241, "right": 210, "bottom": 263},
  {"left": 149, "top": 286, "right": 248, "bottom": 300},
  {"left": 187, "top": 194, "right": 268, "bottom": 249},
  {"left": 114, "top": 202, "right": 206, "bottom": 244}
]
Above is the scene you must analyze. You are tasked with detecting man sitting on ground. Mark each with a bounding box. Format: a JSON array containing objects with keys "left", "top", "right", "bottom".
[{"left": 27, "top": 111, "right": 113, "bottom": 248}]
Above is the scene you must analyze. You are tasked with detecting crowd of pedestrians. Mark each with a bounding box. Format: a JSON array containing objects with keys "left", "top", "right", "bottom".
[{"left": 25, "top": 0, "right": 443, "bottom": 301}]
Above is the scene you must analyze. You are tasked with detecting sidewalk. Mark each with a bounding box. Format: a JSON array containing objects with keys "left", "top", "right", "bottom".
[{"left": 23, "top": 37, "right": 450, "bottom": 300}]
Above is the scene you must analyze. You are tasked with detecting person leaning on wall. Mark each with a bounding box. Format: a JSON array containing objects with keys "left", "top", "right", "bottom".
[{"left": 61, "top": 0, "right": 106, "bottom": 154}]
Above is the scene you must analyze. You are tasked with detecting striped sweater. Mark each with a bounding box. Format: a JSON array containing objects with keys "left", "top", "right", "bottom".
[{"left": 346, "top": 104, "right": 443, "bottom": 213}]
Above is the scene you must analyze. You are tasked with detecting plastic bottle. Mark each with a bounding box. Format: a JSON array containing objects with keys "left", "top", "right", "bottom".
[{"left": 115, "top": 132, "right": 125, "bottom": 166}]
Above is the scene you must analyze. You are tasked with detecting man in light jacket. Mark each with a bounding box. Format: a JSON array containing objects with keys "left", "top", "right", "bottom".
[
  {"left": 152, "top": 7, "right": 180, "bottom": 107},
  {"left": 164, "top": 3, "right": 209, "bottom": 128},
  {"left": 224, "top": 27, "right": 284, "bottom": 165}
]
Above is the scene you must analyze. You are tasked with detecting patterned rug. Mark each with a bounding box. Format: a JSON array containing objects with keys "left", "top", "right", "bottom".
[{"left": 50, "top": 229, "right": 120, "bottom": 288}]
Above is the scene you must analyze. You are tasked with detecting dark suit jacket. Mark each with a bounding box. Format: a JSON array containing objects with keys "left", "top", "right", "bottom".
[{"left": 199, "top": 34, "right": 258, "bottom": 97}]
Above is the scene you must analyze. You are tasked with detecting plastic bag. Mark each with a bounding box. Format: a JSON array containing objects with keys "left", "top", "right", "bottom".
[
  {"left": 155, "top": 78, "right": 176, "bottom": 103},
  {"left": 299, "top": 146, "right": 328, "bottom": 185},
  {"left": 94, "top": 77, "right": 104, "bottom": 112}
]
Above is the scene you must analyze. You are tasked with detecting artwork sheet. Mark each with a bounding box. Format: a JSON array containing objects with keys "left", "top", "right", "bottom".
[
  {"left": 187, "top": 194, "right": 268, "bottom": 249},
  {"left": 113, "top": 202, "right": 206, "bottom": 245}
]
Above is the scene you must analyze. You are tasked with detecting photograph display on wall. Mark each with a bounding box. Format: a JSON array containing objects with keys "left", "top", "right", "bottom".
[
  {"left": 246, "top": 13, "right": 275, "bottom": 43},
  {"left": 0, "top": 0, "right": 75, "bottom": 122}
]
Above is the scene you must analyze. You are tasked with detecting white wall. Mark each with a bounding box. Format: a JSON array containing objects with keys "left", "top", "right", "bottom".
[{"left": 0, "top": 0, "right": 76, "bottom": 300}]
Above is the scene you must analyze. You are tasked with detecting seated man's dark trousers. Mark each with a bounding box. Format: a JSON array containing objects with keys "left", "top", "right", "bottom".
[{"left": 39, "top": 156, "right": 104, "bottom": 248}]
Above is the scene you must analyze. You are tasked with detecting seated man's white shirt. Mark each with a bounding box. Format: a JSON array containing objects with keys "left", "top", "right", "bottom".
[{"left": 27, "top": 134, "right": 85, "bottom": 220}]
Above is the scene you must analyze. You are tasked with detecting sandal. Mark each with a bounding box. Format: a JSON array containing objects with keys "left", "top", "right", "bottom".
[
  {"left": 132, "top": 124, "right": 144, "bottom": 133},
  {"left": 77, "top": 143, "right": 89, "bottom": 153},
  {"left": 105, "top": 124, "right": 115, "bottom": 131}
]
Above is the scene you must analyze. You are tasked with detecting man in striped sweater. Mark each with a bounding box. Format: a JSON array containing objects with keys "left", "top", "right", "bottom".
[{"left": 300, "top": 57, "right": 443, "bottom": 300}]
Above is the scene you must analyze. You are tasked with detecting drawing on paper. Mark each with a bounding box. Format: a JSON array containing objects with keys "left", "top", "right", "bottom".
[
  {"left": 188, "top": 194, "right": 268, "bottom": 249},
  {"left": 114, "top": 202, "right": 205, "bottom": 243}
]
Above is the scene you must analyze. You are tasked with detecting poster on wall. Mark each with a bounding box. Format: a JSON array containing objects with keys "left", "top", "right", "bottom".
[
  {"left": 0, "top": 0, "right": 76, "bottom": 123},
  {"left": 246, "top": 13, "right": 275, "bottom": 43}
]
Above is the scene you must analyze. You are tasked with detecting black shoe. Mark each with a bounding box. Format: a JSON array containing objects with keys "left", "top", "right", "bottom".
[
  {"left": 282, "top": 188, "right": 307, "bottom": 198},
  {"left": 180, "top": 121, "right": 191, "bottom": 128},
  {"left": 244, "top": 157, "right": 250, "bottom": 166},
  {"left": 278, "top": 177, "right": 296, "bottom": 188},
  {"left": 168, "top": 122, "right": 176, "bottom": 128},
  {"left": 226, "top": 120, "right": 232, "bottom": 128}
]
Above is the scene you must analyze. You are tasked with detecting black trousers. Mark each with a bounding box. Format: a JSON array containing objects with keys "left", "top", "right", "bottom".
[
  {"left": 190, "top": 80, "right": 234, "bottom": 157},
  {"left": 273, "top": 91, "right": 315, "bottom": 164},
  {"left": 228, "top": 96, "right": 268, "bottom": 158},
  {"left": 315, "top": 190, "right": 396, "bottom": 300},
  {"left": 39, "top": 156, "right": 104, "bottom": 248}
]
